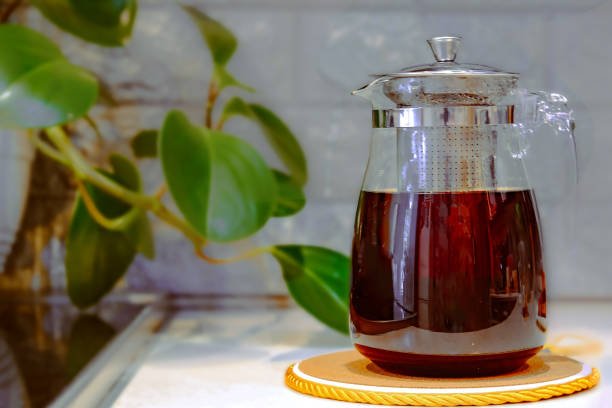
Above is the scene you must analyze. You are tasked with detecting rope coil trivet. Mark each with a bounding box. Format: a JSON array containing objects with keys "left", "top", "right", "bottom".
[{"left": 285, "top": 351, "right": 600, "bottom": 406}]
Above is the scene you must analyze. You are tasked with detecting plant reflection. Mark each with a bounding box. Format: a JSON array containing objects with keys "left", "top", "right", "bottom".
[
  {"left": 0, "top": 335, "right": 29, "bottom": 408},
  {"left": 0, "top": 299, "right": 140, "bottom": 407},
  {"left": 66, "top": 315, "right": 116, "bottom": 379}
]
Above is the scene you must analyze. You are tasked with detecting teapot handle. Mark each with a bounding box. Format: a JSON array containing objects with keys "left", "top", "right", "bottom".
[{"left": 527, "top": 91, "right": 578, "bottom": 184}]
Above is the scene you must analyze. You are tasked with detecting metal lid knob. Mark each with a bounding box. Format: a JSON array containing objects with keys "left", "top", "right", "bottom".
[{"left": 427, "top": 36, "right": 461, "bottom": 62}]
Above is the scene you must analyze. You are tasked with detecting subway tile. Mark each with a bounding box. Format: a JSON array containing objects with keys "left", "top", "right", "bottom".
[
  {"left": 282, "top": 107, "right": 370, "bottom": 201},
  {"left": 127, "top": 225, "right": 287, "bottom": 295},
  {"left": 549, "top": 1, "right": 612, "bottom": 107},
  {"left": 547, "top": 201, "right": 612, "bottom": 298},
  {"left": 196, "top": 7, "right": 297, "bottom": 103},
  {"left": 111, "top": 5, "right": 295, "bottom": 105},
  {"left": 155, "top": 0, "right": 604, "bottom": 11},
  {"left": 537, "top": 106, "right": 612, "bottom": 298},
  {"left": 295, "top": 11, "right": 371, "bottom": 105},
  {"left": 571, "top": 108, "right": 611, "bottom": 203},
  {"left": 259, "top": 201, "right": 356, "bottom": 254},
  {"left": 296, "top": 10, "right": 432, "bottom": 103},
  {"left": 295, "top": 10, "right": 550, "bottom": 104},
  {"left": 414, "top": 0, "right": 604, "bottom": 12}
]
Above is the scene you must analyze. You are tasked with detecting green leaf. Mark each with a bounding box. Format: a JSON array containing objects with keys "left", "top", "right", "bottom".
[
  {"left": 0, "top": 60, "right": 98, "bottom": 129},
  {"left": 66, "top": 155, "right": 153, "bottom": 308},
  {"left": 128, "top": 212, "right": 155, "bottom": 259},
  {"left": 68, "top": 0, "right": 133, "bottom": 26},
  {"left": 66, "top": 192, "right": 136, "bottom": 309},
  {"left": 221, "top": 98, "right": 307, "bottom": 185},
  {"left": 272, "top": 170, "right": 305, "bottom": 217},
  {"left": 0, "top": 25, "right": 98, "bottom": 129},
  {"left": 249, "top": 104, "right": 307, "bottom": 185},
  {"left": 160, "top": 110, "right": 277, "bottom": 242},
  {"left": 108, "top": 154, "right": 140, "bottom": 195},
  {"left": 181, "top": 5, "right": 237, "bottom": 67},
  {"left": 221, "top": 95, "right": 250, "bottom": 117},
  {"left": 181, "top": 5, "right": 252, "bottom": 92},
  {"left": 272, "top": 245, "right": 350, "bottom": 334},
  {"left": 108, "top": 154, "right": 154, "bottom": 259},
  {"left": 30, "top": 0, "right": 138, "bottom": 47},
  {"left": 213, "top": 66, "right": 255, "bottom": 93},
  {"left": 0, "top": 25, "right": 63, "bottom": 92},
  {"left": 130, "top": 129, "right": 158, "bottom": 158}
]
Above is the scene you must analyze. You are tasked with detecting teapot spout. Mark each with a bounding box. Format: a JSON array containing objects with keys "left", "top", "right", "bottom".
[
  {"left": 351, "top": 83, "right": 371, "bottom": 97},
  {"left": 351, "top": 77, "right": 389, "bottom": 105}
]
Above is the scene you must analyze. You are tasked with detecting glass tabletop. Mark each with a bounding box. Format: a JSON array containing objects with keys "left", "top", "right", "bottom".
[{"left": 0, "top": 293, "right": 154, "bottom": 408}]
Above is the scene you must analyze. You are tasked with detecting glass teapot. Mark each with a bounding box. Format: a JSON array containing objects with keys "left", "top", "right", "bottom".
[{"left": 350, "top": 36, "right": 576, "bottom": 377}]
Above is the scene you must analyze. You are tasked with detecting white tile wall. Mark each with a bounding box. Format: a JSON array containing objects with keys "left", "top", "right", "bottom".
[
  {"left": 551, "top": 3, "right": 612, "bottom": 105},
  {"left": 23, "top": 0, "right": 612, "bottom": 298}
]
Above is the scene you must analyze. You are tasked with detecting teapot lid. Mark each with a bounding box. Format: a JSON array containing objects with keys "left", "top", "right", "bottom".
[
  {"left": 377, "top": 36, "right": 518, "bottom": 78},
  {"left": 356, "top": 36, "right": 519, "bottom": 107}
]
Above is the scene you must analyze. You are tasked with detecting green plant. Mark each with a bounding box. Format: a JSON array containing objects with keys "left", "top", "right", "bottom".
[{"left": 0, "top": 2, "right": 350, "bottom": 333}]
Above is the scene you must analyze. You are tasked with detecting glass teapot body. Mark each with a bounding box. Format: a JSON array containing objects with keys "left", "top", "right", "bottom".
[
  {"left": 352, "top": 119, "right": 547, "bottom": 377},
  {"left": 350, "top": 37, "right": 575, "bottom": 377}
]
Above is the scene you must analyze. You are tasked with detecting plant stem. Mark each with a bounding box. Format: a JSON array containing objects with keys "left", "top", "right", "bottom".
[
  {"left": 75, "top": 179, "right": 139, "bottom": 231},
  {"left": 84, "top": 114, "right": 104, "bottom": 144},
  {"left": 204, "top": 81, "right": 219, "bottom": 128},
  {"left": 155, "top": 204, "right": 204, "bottom": 245},
  {"left": 48, "top": 126, "right": 151, "bottom": 205},
  {"left": 154, "top": 183, "right": 168, "bottom": 200},
  {"left": 29, "top": 131, "right": 70, "bottom": 166},
  {"left": 214, "top": 115, "right": 227, "bottom": 131},
  {"left": 0, "top": 0, "right": 21, "bottom": 23},
  {"left": 44, "top": 125, "right": 205, "bottom": 247},
  {"left": 195, "top": 245, "right": 272, "bottom": 265}
]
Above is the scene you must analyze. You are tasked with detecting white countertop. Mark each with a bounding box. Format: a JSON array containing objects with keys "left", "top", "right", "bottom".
[{"left": 111, "top": 300, "right": 611, "bottom": 408}]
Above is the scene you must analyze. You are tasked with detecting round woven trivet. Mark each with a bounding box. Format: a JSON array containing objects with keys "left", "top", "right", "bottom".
[{"left": 285, "top": 350, "right": 599, "bottom": 406}]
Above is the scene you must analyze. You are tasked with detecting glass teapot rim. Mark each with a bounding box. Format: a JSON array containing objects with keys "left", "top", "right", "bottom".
[{"left": 364, "top": 89, "right": 572, "bottom": 129}]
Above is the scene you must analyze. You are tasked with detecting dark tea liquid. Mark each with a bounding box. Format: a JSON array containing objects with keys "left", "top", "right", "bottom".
[{"left": 351, "top": 190, "right": 547, "bottom": 377}]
